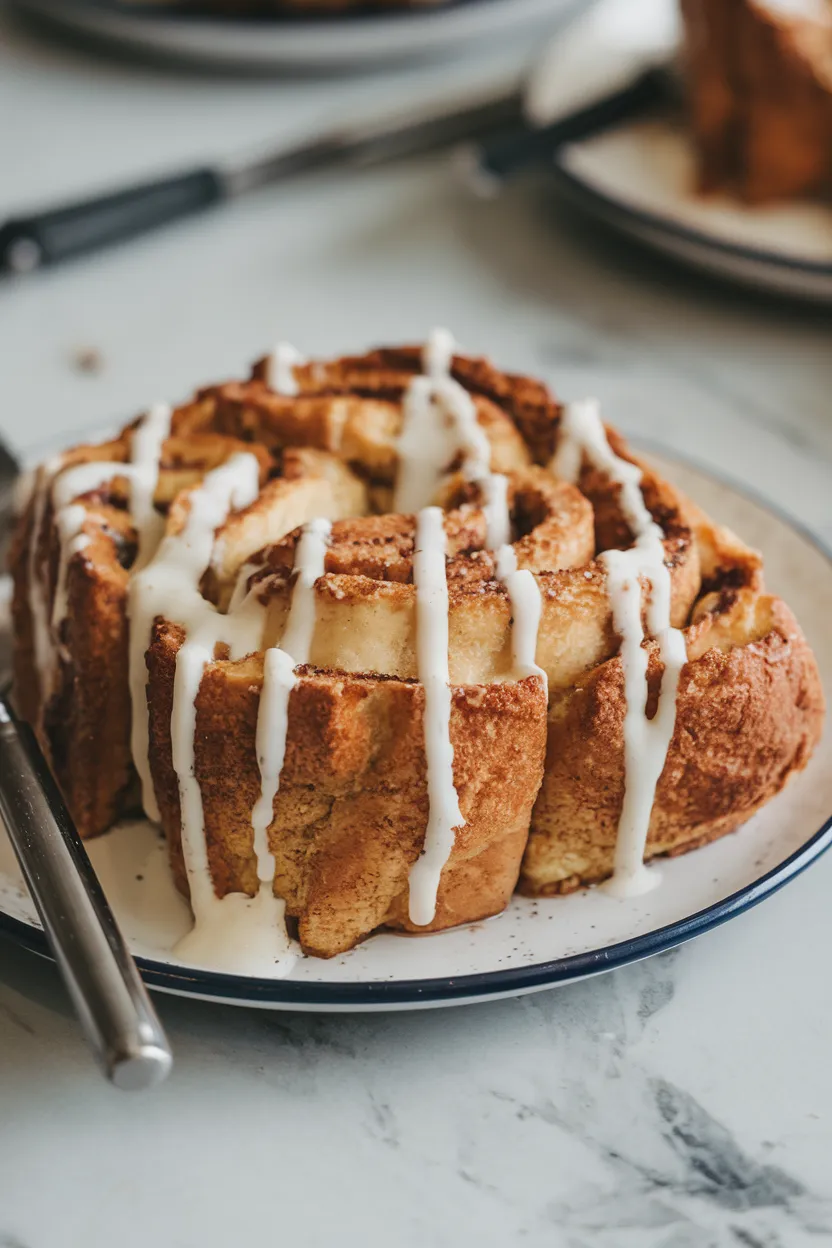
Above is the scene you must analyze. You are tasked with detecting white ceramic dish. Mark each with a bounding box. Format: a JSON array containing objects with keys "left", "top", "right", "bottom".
[
  {"left": 553, "top": 118, "right": 832, "bottom": 303},
  {"left": 1, "top": 448, "right": 830, "bottom": 1010},
  {"left": 11, "top": 0, "right": 575, "bottom": 69}
]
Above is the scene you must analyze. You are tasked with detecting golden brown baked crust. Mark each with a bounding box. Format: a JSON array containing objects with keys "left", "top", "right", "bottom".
[
  {"left": 10, "top": 429, "right": 359, "bottom": 838},
  {"left": 148, "top": 628, "right": 547, "bottom": 957},
  {"left": 522, "top": 591, "right": 824, "bottom": 894},
  {"left": 9, "top": 342, "right": 825, "bottom": 957},
  {"left": 682, "top": 0, "right": 832, "bottom": 202}
]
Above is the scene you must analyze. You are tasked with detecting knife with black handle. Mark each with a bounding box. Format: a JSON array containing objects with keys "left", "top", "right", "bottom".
[
  {"left": 460, "top": 66, "right": 671, "bottom": 194},
  {"left": 460, "top": 0, "right": 680, "bottom": 193},
  {"left": 0, "top": 86, "right": 524, "bottom": 274}
]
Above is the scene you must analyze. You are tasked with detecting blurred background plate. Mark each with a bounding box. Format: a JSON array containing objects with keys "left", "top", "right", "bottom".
[
  {"left": 552, "top": 117, "right": 832, "bottom": 304},
  {"left": 10, "top": 0, "right": 580, "bottom": 69}
]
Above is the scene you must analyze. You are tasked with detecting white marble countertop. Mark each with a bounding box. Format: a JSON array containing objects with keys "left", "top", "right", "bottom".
[{"left": 1, "top": 10, "right": 831, "bottom": 1247}]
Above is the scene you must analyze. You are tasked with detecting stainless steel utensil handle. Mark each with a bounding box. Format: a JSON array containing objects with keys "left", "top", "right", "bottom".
[{"left": 0, "top": 702, "right": 172, "bottom": 1090}]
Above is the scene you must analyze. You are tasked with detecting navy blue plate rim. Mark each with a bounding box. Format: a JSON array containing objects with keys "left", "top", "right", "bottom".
[
  {"left": 1, "top": 442, "right": 830, "bottom": 1007},
  {"left": 550, "top": 145, "right": 832, "bottom": 280},
  {"left": 2, "top": 819, "right": 830, "bottom": 1005}
]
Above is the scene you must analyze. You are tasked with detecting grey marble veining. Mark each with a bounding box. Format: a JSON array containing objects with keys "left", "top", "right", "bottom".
[
  {"left": 1, "top": 12, "right": 831, "bottom": 1248},
  {"left": 2, "top": 883, "right": 832, "bottom": 1248}
]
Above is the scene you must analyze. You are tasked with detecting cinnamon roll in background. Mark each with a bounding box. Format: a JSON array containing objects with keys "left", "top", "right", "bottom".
[
  {"left": 682, "top": 0, "right": 832, "bottom": 203},
  {"left": 10, "top": 335, "right": 824, "bottom": 966}
]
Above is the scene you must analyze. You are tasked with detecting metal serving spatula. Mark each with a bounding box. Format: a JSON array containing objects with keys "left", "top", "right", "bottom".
[{"left": 0, "top": 442, "right": 172, "bottom": 1090}]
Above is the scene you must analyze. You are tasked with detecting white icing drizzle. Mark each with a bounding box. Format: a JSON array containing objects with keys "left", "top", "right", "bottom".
[
  {"left": 401, "top": 331, "right": 546, "bottom": 926},
  {"left": 27, "top": 456, "right": 62, "bottom": 694},
  {"left": 251, "top": 518, "right": 331, "bottom": 896},
  {"left": 128, "top": 453, "right": 261, "bottom": 825},
  {"left": 266, "top": 342, "right": 305, "bottom": 396},
  {"left": 132, "top": 471, "right": 330, "bottom": 972},
  {"left": 494, "top": 545, "right": 547, "bottom": 684},
  {"left": 251, "top": 648, "right": 296, "bottom": 886},
  {"left": 394, "top": 328, "right": 511, "bottom": 550},
  {"left": 552, "top": 399, "right": 645, "bottom": 531},
  {"left": 50, "top": 458, "right": 146, "bottom": 641},
  {"left": 551, "top": 398, "right": 687, "bottom": 898},
  {"left": 28, "top": 405, "right": 172, "bottom": 713},
  {"left": 479, "top": 471, "right": 510, "bottom": 551},
  {"left": 601, "top": 548, "right": 686, "bottom": 899},
  {"left": 408, "top": 506, "right": 465, "bottom": 927},
  {"left": 128, "top": 452, "right": 302, "bottom": 975},
  {"left": 12, "top": 468, "right": 37, "bottom": 518},
  {"left": 125, "top": 451, "right": 331, "bottom": 975},
  {"left": 423, "top": 325, "right": 455, "bottom": 380},
  {"left": 51, "top": 460, "right": 122, "bottom": 514},
  {"left": 129, "top": 402, "right": 171, "bottom": 570},
  {"left": 51, "top": 504, "right": 89, "bottom": 640},
  {"left": 394, "top": 373, "right": 462, "bottom": 516},
  {"left": 227, "top": 559, "right": 264, "bottom": 613}
]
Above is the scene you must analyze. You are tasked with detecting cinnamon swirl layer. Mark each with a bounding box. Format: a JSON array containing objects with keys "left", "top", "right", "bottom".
[{"left": 11, "top": 421, "right": 364, "bottom": 837}]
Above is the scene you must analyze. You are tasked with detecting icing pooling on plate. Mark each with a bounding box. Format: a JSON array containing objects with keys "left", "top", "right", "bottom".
[{"left": 552, "top": 398, "right": 687, "bottom": 897}]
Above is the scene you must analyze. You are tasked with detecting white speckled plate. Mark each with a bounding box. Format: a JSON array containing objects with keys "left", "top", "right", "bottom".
[
  {"left": 553, "top": 119, "right": 832, "bottom": 304},
  {"left": 10, "top": 0, "right": 576, "bottom": 69},
  {"left": 0, "top": 448, "right": 830, "bottom": 1010}
]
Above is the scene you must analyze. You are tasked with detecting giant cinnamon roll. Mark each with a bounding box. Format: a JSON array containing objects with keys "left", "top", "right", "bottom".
[
  {"left": 682, "top": 0, "right": 832, "bottom": 203},
  {"left": 10, "top": 334, "right": 824, "bottom": 967}
]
